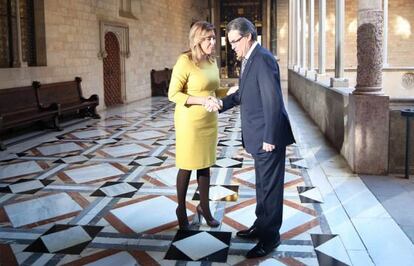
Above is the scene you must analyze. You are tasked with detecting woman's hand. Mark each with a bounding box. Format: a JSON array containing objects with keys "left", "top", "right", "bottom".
[{"left": 203, "top": 96, "right": 221, "bottom": 112}]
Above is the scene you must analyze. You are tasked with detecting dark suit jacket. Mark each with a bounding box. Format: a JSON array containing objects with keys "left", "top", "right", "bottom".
[{"left": 221, "top": 44, "right": 295, "bottom": 155}]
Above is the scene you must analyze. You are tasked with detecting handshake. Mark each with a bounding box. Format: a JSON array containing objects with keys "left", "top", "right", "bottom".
[{"left": 203, "top": 96, "right": 222, "bottom": 112}]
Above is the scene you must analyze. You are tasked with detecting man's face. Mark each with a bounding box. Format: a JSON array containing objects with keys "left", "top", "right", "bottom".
[{"left": 227, "top": 30, "right": 251, "bottom": 60}]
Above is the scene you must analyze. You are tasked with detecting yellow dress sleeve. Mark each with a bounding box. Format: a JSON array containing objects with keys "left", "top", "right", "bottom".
[{"left": 168, "top": 55, "right": 190, "bottom": 106}]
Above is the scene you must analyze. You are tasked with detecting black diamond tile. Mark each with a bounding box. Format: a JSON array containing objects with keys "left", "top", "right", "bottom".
[
  {"left": 0, "top": 179, "right": 53, "bottom": 194},
  {"left": 164, "top": 230, "right": 231, "bottom": 262},
  {"left": 24, "top": 224, "right": 103, "bottom": 255},
  {"left": 90, "top": 181, "right": 143, "bottom": 198},
  {"left": 297, "top": 186, "right": 323, "bottom": 203}
]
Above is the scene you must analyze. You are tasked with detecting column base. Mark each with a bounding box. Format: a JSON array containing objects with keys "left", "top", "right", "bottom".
[
  {"left": 299, "top": 67, "right": 307, "bottom": 75},
  {"left": 330, "top": 77, "right": 349, "bottom": 88},
  {"left": 352, "top": 86, "right": 383, "bottom": 95},
  {"left": 293, "top": 65, "right": 300, "bottom": 72},
  {"left": 344, "top": 94, "right": 390, "bottom": 174},
  {"left": 305, "top": 70, "right": 317, "bottom": 80},
  {"left": 316, "top": 73, "right": 328, "bottom": 82}
]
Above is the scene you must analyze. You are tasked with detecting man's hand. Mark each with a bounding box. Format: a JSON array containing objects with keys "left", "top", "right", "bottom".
[
  {"left": 262, "top": 142, "right": 275, "bottom": 152},
  {"left": 204, "top": 96, "right": 221, "bottom": 112},
  {"left": 226, "top": 85, "right": 239, "bottom": 95}
]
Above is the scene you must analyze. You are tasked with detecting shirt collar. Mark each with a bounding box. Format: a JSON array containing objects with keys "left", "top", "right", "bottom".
[{"left": 244, "top": 41, "right": 258, "bottom": 60}]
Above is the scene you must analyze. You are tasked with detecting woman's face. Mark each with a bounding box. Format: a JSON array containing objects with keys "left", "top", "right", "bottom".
[{"left": 200, "top": 31, "right": 216, "bottom": 55}]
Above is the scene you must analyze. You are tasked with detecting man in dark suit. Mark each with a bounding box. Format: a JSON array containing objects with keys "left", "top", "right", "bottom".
[{"left": 218, "top": 17, "right": 295, "bottom": 259}]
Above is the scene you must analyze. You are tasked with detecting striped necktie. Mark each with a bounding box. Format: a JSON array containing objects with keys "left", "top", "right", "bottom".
[{"left": 240, "top": 58, "right": 247, "bottom": 77}]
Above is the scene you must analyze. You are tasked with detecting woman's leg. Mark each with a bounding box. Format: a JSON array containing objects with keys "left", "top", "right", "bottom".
[
  {"left": 197, "top": 167, "right": 219, "bottom": 226},
  {"left": 176, "top": 169, "right": 191, "bottom": 228}
]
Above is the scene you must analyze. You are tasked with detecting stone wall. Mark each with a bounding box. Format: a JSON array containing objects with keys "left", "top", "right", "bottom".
[
  {"left": 0, "top": 0, "right": 208, "bottom": 109},
  {"left": 288, "top": 69, "right": 350, "bottom": 153}
]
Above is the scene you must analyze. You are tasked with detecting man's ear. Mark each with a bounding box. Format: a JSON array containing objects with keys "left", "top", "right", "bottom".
[{"left": 247, "top": 33, "right": 252, "bottom": 41}]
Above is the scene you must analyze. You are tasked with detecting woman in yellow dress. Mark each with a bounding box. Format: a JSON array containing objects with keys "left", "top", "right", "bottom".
[{"left": 168, "top": 21, "right": 221, "bottom": 229}]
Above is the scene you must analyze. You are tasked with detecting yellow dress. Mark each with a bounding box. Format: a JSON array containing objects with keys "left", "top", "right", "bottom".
[{"left": 168, "top": 54, "right": 219, "bottom": 170}]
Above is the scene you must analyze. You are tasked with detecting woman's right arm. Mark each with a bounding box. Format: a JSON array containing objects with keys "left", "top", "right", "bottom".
[{"left": 168, "top": 55, "right": 209, "bottom": 106}]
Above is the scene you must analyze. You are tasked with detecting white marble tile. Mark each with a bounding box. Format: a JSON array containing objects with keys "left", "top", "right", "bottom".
[
  {"left": 258, "top": 258, "right": 286, "bottom": 265},
  {"left": 37, "top": 142, "right": 83, "bottom": 156},
  {"left": 226, "top": 204, "right": 256, "bottom": 227},
  {"left": 280, "top": 205, "right": 315, "bottom": 234},
  {"left": 0, "top": 161, "right": 44, "bottom": 179},
  {"left": 101, "top": 144, "right": 148, "bottom": 157},
  {"left": 9, "top": 180, "right": 44, "bottom": 193},
  {"left": 347, "top": 250, "right": 375, "bottom": 266},
  {"left": 127, "top": 130, "right": 164, "bottom": 140},
  {"left": 156, "top": 139, "right": 175, "bottom": 146},
  {"left": 215, "top": 158, "right": 241, "bottom": 168},
  {"left": 285, "top": 171, "right": 302, "bottom": 183},
  {"left": 41, "top": 226, "right": 91, "bottom": 253},
  {"left": 234, "top": 170, "right": 255, "bottom": 183},
  {"left": 100, "top": 183, "right": 137, "bottom": 197},
  {"left": 147, "top": 167, "right": 179, "bottom": 186},
  {"left": 111, "top": 196, "right": 191, "bottom": 233},
  {"left": 98, "top": 119, "right": 128, "bottom": 127},
  {"left": 4, "top": 193, "right": 82, "bottom": 227},
  {"left": 329, "top": 177, "right": 391, "bottom": 219},
  {"left": 59, "top": 155, "right": 88, "bottom": 164},
  {"left": 72, "top": 129, "right": 110, "bottom": 139},
  {"left": 85, "top": 251, "right": 137, "bottom": 266},
  {"left": 134, "top": 156, "right": 164, "bottom": 166},
  {"left": 95, "top": 139, "right": 118, "bottom": 145},
  {"left": 64, "top": 163, "right": 124, "bottom": 183},
  {"left": 172, "top": 231, "right": 228, "bottom": 261},
  {"left": 209, "top": 186, "right": 236, "bottom": 201},
  {"left": 320, "top": 194, "right": 366, "bottom": 250},
  {"left": 315, "top": 235, "right": 351, "bottom": 265},
  {"left": 300, "top": 187, "right": 324, "bottom": 203},
  {"left": 352, "top": 217, "right": 414, "bottom": 266},
  {"left": 220, "top": 140, "right": 242, "bottom": 146},
  {"left": 147, "top": 121, "right": 174, "bottom": 128},
  {"left": 291, "top": 159, "right": 308, "bottom": 168}
]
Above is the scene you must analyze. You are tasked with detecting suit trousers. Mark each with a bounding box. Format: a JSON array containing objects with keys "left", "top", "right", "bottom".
[{"left": 252, "top": 146, "right": 286, "bottom": 244}]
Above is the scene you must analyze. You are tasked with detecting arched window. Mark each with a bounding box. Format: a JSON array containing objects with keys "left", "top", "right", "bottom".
[{"left": 0, "top": 0, "right": 46, "bottom": 68}]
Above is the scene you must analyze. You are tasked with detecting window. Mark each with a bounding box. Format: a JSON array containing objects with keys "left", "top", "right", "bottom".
[
  {"left": 0, "top": 0, "right": 46, "bottom": 68},
  {"left": 119, "top": 0, "right": 136, "bottom": 19}
]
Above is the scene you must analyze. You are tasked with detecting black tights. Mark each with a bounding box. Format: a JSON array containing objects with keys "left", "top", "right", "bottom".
[{"left": 176, "top": 167, "right": 214, "bottom": 220}]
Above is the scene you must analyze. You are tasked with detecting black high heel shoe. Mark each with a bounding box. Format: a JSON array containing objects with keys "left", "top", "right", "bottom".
[
  {"left": 196, "top": 204, "right": 220, "bottom": 227},
  {"left": 176, "top": 207, "right": 190, "bottom": 230}
]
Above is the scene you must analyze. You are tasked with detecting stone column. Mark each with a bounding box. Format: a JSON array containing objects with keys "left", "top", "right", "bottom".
[
  {"left": 317, "top": 0, "right": 326, "bottom": 81},
  {"left": 353, "top": 0, "right": 383, "bottom": 95},
  {"left": 383, "top": 0, "right": 389, "bottom": 67},
  {"left": 344, "top": 0, "right": 389, "bottom": 174},
  {"left": 330, "top": 0, "right": 349, "bottom": 87},
  {"left": 295, "top": 0, "right": 301, "bottom": 71},
  {"left": 300, "top": 0, "right": 307, "bottom": 73},
  {"left": 306, "top": 0, "right": 316, "bottom": 79},
  {"left": 289, "top": 0, "right": 293, "bottom": 68}
]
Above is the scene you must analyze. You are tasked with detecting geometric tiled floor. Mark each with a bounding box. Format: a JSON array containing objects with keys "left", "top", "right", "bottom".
[{"left": 1, "top": 96, "right": 414, "bottom": 265}]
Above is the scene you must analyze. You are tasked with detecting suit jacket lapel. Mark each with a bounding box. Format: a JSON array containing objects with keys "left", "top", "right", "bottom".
[{"left": 239, "top": 44, "right": 261, "bottom": 100}]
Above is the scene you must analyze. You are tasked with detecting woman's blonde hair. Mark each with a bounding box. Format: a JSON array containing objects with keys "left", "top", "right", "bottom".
[{"left": 187, "top": 21, "right": 216, "bottom": 65}]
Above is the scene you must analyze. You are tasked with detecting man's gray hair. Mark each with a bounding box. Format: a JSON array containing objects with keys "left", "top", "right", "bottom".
[{"left": 226, "top": 17, "right": 257, "bottom": 41}]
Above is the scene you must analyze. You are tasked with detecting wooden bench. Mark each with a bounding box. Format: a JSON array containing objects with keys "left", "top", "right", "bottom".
[
  {"left": 0, "top": 85, "right": 60, "bottom": 150},
  {"left": 151, "top": 68, "right": 172, "bottom": 96},
  {"left": 34, "top": 77, "right": 100, "bottom": 120}
]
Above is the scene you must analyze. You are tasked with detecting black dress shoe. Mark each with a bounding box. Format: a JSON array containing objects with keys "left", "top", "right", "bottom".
[
  {"left": 236, "top": 226, "right": 258, "bottom": 239},
  {"left": 245, "top": 240, "right": 281, "bottom": 259}
]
